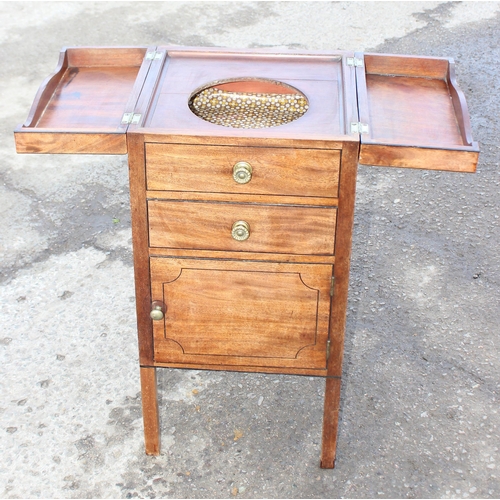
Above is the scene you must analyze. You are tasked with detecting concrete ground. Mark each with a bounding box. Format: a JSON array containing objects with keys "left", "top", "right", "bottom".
[{"left": 1, "top": 1, "right": 499, "bottom": 498}]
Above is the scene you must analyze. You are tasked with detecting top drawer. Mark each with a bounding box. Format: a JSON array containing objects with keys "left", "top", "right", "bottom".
[{"left": 145, "top": 144, "right": 340, "bottom": 199}]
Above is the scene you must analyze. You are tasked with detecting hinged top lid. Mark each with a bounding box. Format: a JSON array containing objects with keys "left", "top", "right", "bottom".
[
  {"left": 14, "top": 46, "right": 156, "bottom": 154},
  {"left": 355, "top": 52, "right": 479, "bottom": 172}
]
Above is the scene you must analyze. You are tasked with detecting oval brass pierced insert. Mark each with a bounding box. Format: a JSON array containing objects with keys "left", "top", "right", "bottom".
[{"left": 188, "top": 79, "right": 309, "bottom": 129}]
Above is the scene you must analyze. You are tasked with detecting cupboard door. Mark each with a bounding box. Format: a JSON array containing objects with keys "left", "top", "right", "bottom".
[{"left": 151, "top": 258, "right": 333, "bottom": 371}]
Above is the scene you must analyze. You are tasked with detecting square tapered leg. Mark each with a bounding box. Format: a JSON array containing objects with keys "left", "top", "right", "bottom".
[
  {"left": 320, "top": 377, "right": 341, "bottom": 468},
  {"left": 140, "top": 367, "right": 160, "bottom": 455}
]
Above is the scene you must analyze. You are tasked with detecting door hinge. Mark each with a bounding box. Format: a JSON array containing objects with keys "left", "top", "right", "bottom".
[
  {"left": 347, "top": 57, "right": 363, "bottom": 67},
  {"left": 146, "top": 50, "right": 163, "bottom": 60},
  {"left": 121, "top": 113, "right": 142, "bottom": 125},
  {"left": 351, "top": 122, "right": 369, "bottom": 135},
  {"left": 330, "top": 276, "right": 335, "bottom": 297},
  {"left": 326, "top": 339, "right": 331, "bottom": 360}
]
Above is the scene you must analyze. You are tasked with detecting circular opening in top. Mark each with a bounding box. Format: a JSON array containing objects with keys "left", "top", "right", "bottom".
[{"left": 188, "top": 78, "right": 309, "bottom": 129}]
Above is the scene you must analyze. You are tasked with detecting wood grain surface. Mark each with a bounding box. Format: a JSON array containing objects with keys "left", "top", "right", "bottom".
[
  {"left": 364, "top": 52, "right": 449, "bottom": 79},
  {"left": 128, "top": 133, "right": 155, "bottom": 365},
  {"left": 15, "top": 47, "right": 152, "bottom": 154},
  {"left": 139, "top": 367, "right": 160, "bottom": 455},
  {"left": 150, "top": 258, "right": 333, "bottom": 370},
  {"left": 359, "top": 144, "right": 479, "bottom": 172},
  {"left": 36, "top": 66, "right": 140, "bottom": 130},
  {"left": 148, "top": 247, "right": 335, "bottom": 265},
  {"left": 364, "top": 74, "right": 463, "bottom": 147},
  {"left": 14, "top": 131, "right": 127, "bottom": 155},
  {"left": 355, "top": 53, "right": 479, "bottom": 172},
  {"left": 151, "top": 361, "right": 328, "bottom": 377},
  {"left": 147, "top": 200, "right": 337, "bottom": 255},
  {"left": 320, "top": 377, "right": 341, "bottom": 468},
  {"left": 146, "top": 143, "right": 341, "bottom": 198},
  {"left": 326, "top": 140, "right": 359, "bottom": 378}
]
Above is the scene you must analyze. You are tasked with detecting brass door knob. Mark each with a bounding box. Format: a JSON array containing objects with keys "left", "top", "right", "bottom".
[
  {"left": 231, "top": 220, "right": 250, "bottom": 241},
  {"left": 233, "top": 161, "right": 252, "bottom": 184},
  {"left": 150, "top": 305, "right": 164, "bottom": 321}
]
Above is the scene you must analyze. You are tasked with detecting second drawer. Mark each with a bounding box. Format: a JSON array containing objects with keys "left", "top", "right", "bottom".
[{"left": 148, "top": 200, "right": 337, "bottom": 255}]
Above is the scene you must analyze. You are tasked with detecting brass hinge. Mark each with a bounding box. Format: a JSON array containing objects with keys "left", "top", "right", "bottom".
[
  {"left": 347, "top": 57, "right": 363, "bottom": 67},
  {"left": 121, "top": 113, "right": 142, "bottom": 125},
  {"left": 326, "top": 339, "right": 331, "bottom": 360},
  {"left": 351, "top": 122, "right": 369, "bottom": 135},
  {"left": 330, "top": 276, "right": 335, "bottom": 297},
  {"left": 146, "top": 50, "right": 163, "bottom": 60}
]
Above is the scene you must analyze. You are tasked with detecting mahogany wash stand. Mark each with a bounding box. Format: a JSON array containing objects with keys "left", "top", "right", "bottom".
[{"left": 15, "top": 46, "right": 479, "bottom": 468}]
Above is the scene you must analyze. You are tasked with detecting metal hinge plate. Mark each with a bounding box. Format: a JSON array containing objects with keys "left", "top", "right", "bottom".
[
  {"left": 351, "top": 122, "right": 369, "bottom": 135},
  {"left": 146, "top": 50, "right": 163, "bottom": 60},
  {"left": 330, "top": 276, "right": 335, "bottom": 297},
  {"left": 121, "top": 113, "right": 142, "bottom": 125},
  {"left": 326, "top": 340, "right": 331, "bottom": 360},
  {"left": 347, "top": 57, "right": 363, "bottom": 67}
]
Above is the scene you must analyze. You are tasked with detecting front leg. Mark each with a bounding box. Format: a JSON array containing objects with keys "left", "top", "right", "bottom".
[
  {"left": 320, "top": 377, "right": 341, "bottom": 468},
  {"left": 140, "top": 367, "right": 160, "bottom": 455}
]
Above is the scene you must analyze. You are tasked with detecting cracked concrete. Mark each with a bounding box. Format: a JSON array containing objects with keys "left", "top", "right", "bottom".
[{"left": 1, "top": 2, "right": 499, "bottom": 498}]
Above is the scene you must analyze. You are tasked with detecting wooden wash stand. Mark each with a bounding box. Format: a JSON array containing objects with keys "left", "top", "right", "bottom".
[{"left": 14, "top": 46, "right": 479, "bottom": 468}]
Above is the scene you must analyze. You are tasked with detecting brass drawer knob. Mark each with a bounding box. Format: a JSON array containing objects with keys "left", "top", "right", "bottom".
[
  {"left": 233, "top": 161, "right": 252, "bottom": 184},
  {"left": 150, "top": 301, "right": 166, "bottom": 321},
  {"left": 231, "top": 220, "right": 250, "bottom": 241}
]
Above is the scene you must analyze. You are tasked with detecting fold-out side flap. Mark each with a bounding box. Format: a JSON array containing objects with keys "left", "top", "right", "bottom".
[
  {"left": 356, "top": 52, "right": 479, "bottom": 172},
  {"left": 14, "top": 46, "right": 155, "bottom": 154}
]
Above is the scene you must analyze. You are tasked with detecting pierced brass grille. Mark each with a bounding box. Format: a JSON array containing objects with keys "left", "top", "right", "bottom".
[{"left": 189, "top": 87, "right": 309, "bottom": 129}]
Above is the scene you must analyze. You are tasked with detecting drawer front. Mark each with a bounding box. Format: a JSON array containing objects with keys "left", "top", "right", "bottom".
[
  {"left": 150, "top": 258, "right": 332, "bottom": 370},
  {"left": 145, "top": 143, "right": 340, "bottom": 199},
  {"left": 148, "top": 200, "right": 336, "bottom": 255}
]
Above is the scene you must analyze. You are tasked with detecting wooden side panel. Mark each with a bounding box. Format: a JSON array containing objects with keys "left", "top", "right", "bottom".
[
  {"left": 359, "top": 145, "right": 478, "bottom": 172},
  {"left": 145, "top": 143, "right": 341, "bottom": 198},
  {"left": 151, "top": 258, "right": 333, "bottom": 370},
  {"left": 447, "top": 61, "right": 476, "bottom": 147},
  {"left": 14, "top": 131, "right": 127, "bottom": 155},
  {"left": 148, "top": 200, "right": 337, "bottom": 255},
  {"left": 320, "top": 140, "right": 359, "bottom": 468},
  {"left": 364, "top": 53, "right": 449, "bottom": 79},
  {"left": 327, "top": 140, "right": 358, "bottom": 377},
  {"left": 66, "top": 46, "right": 148, "bottom": 67},
  {"left": 23, "top": 49, "right": 69, "bottom": 128},
  {"left": 127, "top": 133, "right": 155, "bottom": 366}
]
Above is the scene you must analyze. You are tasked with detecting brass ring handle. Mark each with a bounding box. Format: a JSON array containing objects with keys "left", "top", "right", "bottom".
[
  {"left": 233, "top": 161, "right": 252, "bottom": 184},
  {"left": 231, "top": 220, "right": 250, "bottom": 241}
]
